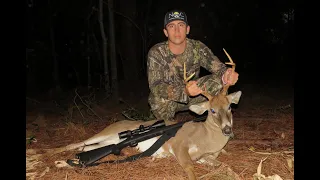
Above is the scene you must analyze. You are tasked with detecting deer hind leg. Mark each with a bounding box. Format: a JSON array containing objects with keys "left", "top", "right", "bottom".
[
  {"left": 80, "top": 135, "right": 121, "bottom": 152},
  {"left": 50, "top": 133, "right": 119, "bottom": 155},
  {"left": 75, "top": 132, "right": 122, "bottom": 151},
  {"left": 172, "top": 146, "right": 197, "bottom": 180}
]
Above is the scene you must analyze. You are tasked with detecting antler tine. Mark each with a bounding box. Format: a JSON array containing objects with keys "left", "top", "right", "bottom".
[
  {"left": 184, "top": 63, "right": 186, "bottom": 81},
  {"left": 222, "top": 48, "right": 236, "bottom": 95},
  {"left": 184, "top": 63, "right": 195, "bottom": 83},
  {"left": 223, "top": 48, "right": 236, "bottom": 71},
  {"left": 201, "top": 84, "right": 213, "bottom": 100},
  {"left": 183, "top": 62, "right": 212, "bottom": 100}
]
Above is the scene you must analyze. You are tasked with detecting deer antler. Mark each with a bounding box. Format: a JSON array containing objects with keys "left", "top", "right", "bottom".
[
  {"left": 184, "top": 63, "right": 212, "bottom": 100},
  {"left": 222, "top": 48, "right": 236, "bottom": 95},
  {"left": 223, "top": 48, "right": 235, "bottom": 71},
  {"left": 184, "top": 63, "right": 195, "bottom": 83},
  {"left": 201, "top": 84, "right": 213, "bottom": 100}
]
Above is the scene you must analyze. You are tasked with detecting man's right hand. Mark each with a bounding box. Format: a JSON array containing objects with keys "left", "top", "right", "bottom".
[{"left": 185, "top": 81, "right": 202, "bottom": 97}]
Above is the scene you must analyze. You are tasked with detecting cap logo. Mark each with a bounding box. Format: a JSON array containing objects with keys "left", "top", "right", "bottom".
[{"left": 168, "top": 12, "right": 184, "bottom": 21}]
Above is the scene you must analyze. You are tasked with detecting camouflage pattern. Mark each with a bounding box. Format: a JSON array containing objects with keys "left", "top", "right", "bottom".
[{"left": 147, "top": 38, "right": 227, "bottom": 121}]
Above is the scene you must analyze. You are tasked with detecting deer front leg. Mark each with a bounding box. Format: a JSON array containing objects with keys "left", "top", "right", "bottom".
[
  {"left": 172, "top": 146, "right": 197, "bottom": 180},
  {"left": 196, "top": 151, "right": 222, "bottom": 167}
]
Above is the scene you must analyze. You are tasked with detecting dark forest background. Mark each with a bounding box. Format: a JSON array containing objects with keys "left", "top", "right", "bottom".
[{"left": 25, "top": 0, "right": 295, "bottom": 100}]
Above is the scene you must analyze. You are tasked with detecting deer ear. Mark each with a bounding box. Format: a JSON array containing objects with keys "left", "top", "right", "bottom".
[
  {"left": 227, "top": 91, "right": 242, "bottom": 104},
  {"left": 189, "top": 101, "right": 209, "bottom": 115}
]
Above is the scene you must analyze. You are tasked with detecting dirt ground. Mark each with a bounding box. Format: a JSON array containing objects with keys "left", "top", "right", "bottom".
[{"left": 26, "top": 80, "right": 294, "bottom": 180}]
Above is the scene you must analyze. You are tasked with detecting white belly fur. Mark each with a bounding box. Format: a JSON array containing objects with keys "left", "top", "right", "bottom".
[
  {"left": 135, "top": 137, "right": 171, "bottom": 158},
  {"left": 102, "top": 133, "right": 170, "bottom": 158}
]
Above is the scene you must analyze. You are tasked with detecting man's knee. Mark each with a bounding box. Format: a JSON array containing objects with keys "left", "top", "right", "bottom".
[
  {"left": 149, "top": 96, "right": 176, "bottom": 121},
  {"left": 196, "top": 75, "right": 223, "bottom": 95}
]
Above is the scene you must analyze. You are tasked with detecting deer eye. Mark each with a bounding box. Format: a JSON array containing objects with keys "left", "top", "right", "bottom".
[{"left": 210, "top": 108, "right": 215, "bottom": 113}]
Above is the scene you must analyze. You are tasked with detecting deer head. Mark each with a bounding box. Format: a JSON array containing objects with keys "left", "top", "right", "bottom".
[
  {"left": 189, "top": 90, "right": 241, "bottom": 137},
  {"left": 184, "top": 49, "right": 241, "bottom": 137}
]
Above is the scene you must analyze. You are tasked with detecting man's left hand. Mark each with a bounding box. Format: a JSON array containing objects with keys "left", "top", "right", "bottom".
[{"left": 222, "top": 68, "right": 239, "bottom": 86}]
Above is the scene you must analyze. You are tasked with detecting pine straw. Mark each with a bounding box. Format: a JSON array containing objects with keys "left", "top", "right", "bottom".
[
  {"left": 33, "top": 151, "right": 241, "bottom": 180},
  {"left": 26, "top": 109, "right": 294, "bottom": 180},
  {"left": 217, "top": 150, "right": 294, "bottom": 180},
  {"left": 218, "top": 112, "right": 294, "bottom": 180}
]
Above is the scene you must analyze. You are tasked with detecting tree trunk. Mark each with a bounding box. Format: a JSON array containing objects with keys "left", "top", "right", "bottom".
[
  {"left": 141, "top": 0, "right": 153, "bottom": 75},
  {"left": 87, "top": 56, "right": 91, "bottom": 89},
  {"left": 99, "top": 0, "right": 110, "bottom": 96},
  {"left": 48, "top": 0, "right": 60, "bottom": 91},
  {"left": 118, "top": 0, "right": 139, "bottom": 83},
  {"left": 108, "top": 0, "right": 119, "bottom": 101}
]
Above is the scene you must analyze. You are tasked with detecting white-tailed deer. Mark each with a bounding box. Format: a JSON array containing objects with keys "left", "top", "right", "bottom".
[{"left": 32, "top": 49, "right": 241, "bottom": 180}]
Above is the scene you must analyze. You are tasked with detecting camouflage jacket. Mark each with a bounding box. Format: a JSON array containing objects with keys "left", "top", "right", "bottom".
[{"left": 147, "top": 38, "right": 227, "bottom": 104}]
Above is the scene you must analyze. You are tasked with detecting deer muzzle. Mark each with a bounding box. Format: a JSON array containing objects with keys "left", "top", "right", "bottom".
[{"left": 222, "top": 125, "right": 234, "bottom": 138}]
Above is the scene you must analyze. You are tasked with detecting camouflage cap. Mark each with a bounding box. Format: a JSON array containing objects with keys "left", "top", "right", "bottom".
[{"left": 164, "top": 10, "right": 188, "bottom": 28}]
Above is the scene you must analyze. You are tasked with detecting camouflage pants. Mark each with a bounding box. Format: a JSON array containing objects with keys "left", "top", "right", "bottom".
[{"left": 148, "top": 74, "right": 223, "bottom": 121}]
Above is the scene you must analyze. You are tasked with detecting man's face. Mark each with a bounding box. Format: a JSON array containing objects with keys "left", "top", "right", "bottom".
[{"left": 163, "top": 20, "right": 190, "bottom": 45}]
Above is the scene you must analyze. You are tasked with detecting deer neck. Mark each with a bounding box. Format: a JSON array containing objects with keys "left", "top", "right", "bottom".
[
  {"left": 204, "top": 114, "right": 221, "bottom": 131},
  {"left": 203, "top": 115, "right": 231, "bottom": 146}
]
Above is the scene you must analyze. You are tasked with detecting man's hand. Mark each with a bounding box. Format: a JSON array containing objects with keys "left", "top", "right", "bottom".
[
  {"left": 222, "top": 68, "right": 239, "bottom": 86},
  {"left": 185, "top": 80, "right": 202, "bottom": 96}
]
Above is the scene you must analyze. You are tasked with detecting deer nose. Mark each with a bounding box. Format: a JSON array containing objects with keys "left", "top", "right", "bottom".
[{"left": 222, "top": 126, "right": 233, "bottom": 137}]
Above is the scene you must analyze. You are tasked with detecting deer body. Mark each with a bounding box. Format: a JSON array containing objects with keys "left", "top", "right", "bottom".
[{"left": 52, "top": 111, "right": 229, "bottom": 159}]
